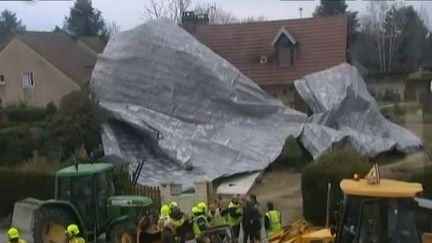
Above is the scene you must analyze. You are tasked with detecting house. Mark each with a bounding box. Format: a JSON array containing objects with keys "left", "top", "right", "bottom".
[
  {"left": 0, "top": 32, "right": 105, "bottom": 107},
  {"left": 182, "top": 12, "right": 348, "bottom": 109}
]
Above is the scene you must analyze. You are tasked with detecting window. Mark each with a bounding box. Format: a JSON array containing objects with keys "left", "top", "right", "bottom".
[
  {"left": 278, "top": 47, "right": 291, "bottom": 66},
  {"left": 22, "top": 72, "right": 34, "bottom": 88},
  {"left": 0, "top": 74, "right": 4, "bottom": 85}
]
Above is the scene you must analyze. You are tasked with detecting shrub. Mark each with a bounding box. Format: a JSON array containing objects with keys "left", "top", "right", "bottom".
[
  {"left": 411, "top": 166, "right": 432, "bottom": 199},
  {"left": 0, "top": 168, "right": 54, "bottom": 216},
  {"left": 276, "top": 137, "right": 310, "bottom": 169},
  {"left": 47, "top": 91, "right": 103, "bottom": 160},
  {"left": 46, "top": 101, "right": 58, "bottom": 115},
  {"left": 4, "top": 107, "right": 47, "bottom": 122},
  {"left": 0, "top": 126, "right": 47, "bottom": 165},
  {"left": 301, "top": 147, "right": 370, "bottom": 225}
]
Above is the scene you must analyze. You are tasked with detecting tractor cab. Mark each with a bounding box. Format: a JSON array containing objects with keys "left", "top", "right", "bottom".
[
  {"left": 334, "top": 165, "right": 423, "bottom": 243},
  {"left": 55, "top": 163, "right": 116, "bottom": 233},
  {"left": 33, "top": 162, "right": 158, "bottom": 243}
]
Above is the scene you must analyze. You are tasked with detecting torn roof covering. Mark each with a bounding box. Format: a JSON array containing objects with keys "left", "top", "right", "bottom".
[{"left": 91, "top": 20, "right": 422, "bottom": 190}]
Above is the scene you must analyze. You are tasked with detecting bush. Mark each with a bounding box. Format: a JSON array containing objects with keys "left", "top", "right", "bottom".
[
  {"left": 276, "top": 137, "right": 310, "bottom": 169},
  {"left": 301, "top": 148, "right": 370, "bottom": 225},
  {"left": 46, "top": 102, "right": 58, "bottom": 115},
  {"left": 0, "top": 126, "right": 48, "bottom": 165},
  {"left": 47, "top": 91, "right": 103, "bottom": 160},
  {"left": 0, "top": 168, "right": 54, "bottom": 216},
  {"left": 411, "top": 166, "right": 432, "bottom": 199},
  {"left": 4, "top": 107, "right": 47, "bottom": 122}
]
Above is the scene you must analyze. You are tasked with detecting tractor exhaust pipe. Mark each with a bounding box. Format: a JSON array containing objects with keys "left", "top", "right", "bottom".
[{"left": 325, "top": 182, "right": 331, "bottom": 228}]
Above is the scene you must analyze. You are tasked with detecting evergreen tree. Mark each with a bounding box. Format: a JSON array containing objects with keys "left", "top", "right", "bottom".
[
  {"left": 0, "top": 10, "right": 26, "bottom": 42},
  {"left": 63, "top": 0, "right": 106, "bottom": 37}
]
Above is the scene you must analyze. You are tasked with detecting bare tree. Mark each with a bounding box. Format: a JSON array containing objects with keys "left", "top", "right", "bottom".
[
  {"left": 142, "top": 0, "right": 192, "bottom": 23},
  {"left": 384, "top": 3, "right": 405, "bottom": 71},
  {"left": 240, "top": 15, "right": 268, "bottom": 23},
  {"left": 361, "top": 1, "right": 389, "bottom": 72},
  {"left": 194, "top": 2, "right": 239, "bottom": 24}
]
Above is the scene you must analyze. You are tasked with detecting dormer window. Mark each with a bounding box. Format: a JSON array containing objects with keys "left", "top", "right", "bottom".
[{"left": 272, "top": 27, "right": 297, "bottom": 67}]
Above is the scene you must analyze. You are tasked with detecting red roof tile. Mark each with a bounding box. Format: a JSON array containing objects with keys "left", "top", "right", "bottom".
[{"left": 194, "top": 15, "right": 347, "bottom": 86}]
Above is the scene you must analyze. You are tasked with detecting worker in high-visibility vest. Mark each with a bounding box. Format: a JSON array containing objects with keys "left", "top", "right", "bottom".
[
  {"left": 7, "top": 227, "right": 26, "bottom": 243},
  {"left": 158, "top": 204, "right": 171, "bottom": 231},
  {"left": 169, "top": 201, "right": 186, "bottom": 243},
  {"left": 208, "top": 204, "right": 225, "bottom": 226},
  {"left": 264, "top": 201, "right": 282, "bottom": 237},
  {"left": 227, "top": 195, "right": 242, "bottom": 239},
  {"left": 192, "top": 206, "right": 208, "bottom": 243},
  {"left": 65, "top": 224, "right": 85, "bottom": 243},
  {"left": 197, "top": 201, "right": 207, "bottom": 216}
]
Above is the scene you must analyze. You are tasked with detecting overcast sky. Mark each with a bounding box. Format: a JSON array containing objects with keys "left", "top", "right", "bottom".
[{"left": 0, "top": 0, "right": 431, "bottom": 32}]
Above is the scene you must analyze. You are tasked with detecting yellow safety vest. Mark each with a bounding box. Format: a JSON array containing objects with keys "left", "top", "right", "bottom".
[
  {"left": 228, "top": 202, "right": 242, "bottom": 226},
  {"left": 69, "top": 237, "right": 86, "bottom": 243},
  {"left": 265, "top": 210, "right": 282, "bottom": 235},
  {"left": 170, "top": 215, "right": 185, "bottom": 234},
  {"left": 193, "top": 215, "right": 207, "bottom": 238},
  {"left": 209, "top": 209, "right": 225, "bottom": 226}
]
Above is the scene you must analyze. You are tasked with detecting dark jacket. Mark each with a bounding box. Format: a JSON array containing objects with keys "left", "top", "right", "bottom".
[
  {"left": 161, "top": 227, "right": 176, "bottom": 243},
  {"left": 242, "top": 202, "right": 261, "bottom": 231},
  {"left": 226, "top": 201, "right": 242, "bottom": 219}
]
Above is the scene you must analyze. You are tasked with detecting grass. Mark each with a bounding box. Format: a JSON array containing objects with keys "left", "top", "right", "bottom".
[{"left": 407, "top": 71, "right": 432, "bottom": 80}]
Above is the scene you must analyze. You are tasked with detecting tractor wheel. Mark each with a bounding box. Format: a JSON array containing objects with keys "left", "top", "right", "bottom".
[
  {"left": 110, "top": 221, "right": 137, "bottom": 243},
  {"left": 33, "top": 206, "right": 74, "bottom": 243}
]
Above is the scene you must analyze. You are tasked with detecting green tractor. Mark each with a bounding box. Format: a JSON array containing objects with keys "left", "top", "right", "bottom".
[{"left": 32, "top": 162, "right": 158, "bottom": 243}]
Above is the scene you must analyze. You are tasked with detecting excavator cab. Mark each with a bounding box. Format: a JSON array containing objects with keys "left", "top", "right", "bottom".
[{"left": 334, "top": 164, "right": 423, "bottom": 243}]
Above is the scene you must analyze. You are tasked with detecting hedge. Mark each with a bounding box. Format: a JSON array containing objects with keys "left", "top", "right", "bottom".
[
  {"left": 0, "top": 168, "right": 54, "bottom": 216},
  {"left": 0, "top": 126, "right": 48, "bottom": 165},
  {"left": 4, "top": 108, "right": 47, "bottom": 122},
  {"left": 301, "top": 148, "right": 370, "bottom": 225},
  {"left": 411, "top": 166, "right": 432, "bottom": 199}
]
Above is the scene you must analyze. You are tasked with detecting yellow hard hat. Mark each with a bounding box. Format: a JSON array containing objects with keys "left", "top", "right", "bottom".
[
  {"left": 197, "top": 202, "right": 207, "bottom": 211},
  {"left": 7, "top": 227, "right": 19, "bottom": 239},
  {"left": 169, "top": 201, "right": 178, "bottom": 208},
  {"left": 192, "top": 206, "right": 201, "bottom": 214},
  {"left": 66, "top": 224, "right": 80, "bottom": 236},
  {"left": 161, "top": 204, "right": 170, "bottom": 216}
]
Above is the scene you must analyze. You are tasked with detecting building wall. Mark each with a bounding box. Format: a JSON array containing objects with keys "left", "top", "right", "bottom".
[{"left": 0, "top": 39, "right": 80, "bottom": 107}]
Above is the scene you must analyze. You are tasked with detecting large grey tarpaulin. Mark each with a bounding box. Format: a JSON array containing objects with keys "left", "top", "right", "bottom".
[{"left": 91, "top": 20, "right": 421, "bottom": 189}]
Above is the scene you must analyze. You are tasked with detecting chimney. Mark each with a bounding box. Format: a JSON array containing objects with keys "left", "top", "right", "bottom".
[{"left": 181, "top": 11, "right": 209, "bottom": 33}]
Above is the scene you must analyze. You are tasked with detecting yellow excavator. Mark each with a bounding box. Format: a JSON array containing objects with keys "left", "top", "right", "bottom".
[{"left": 269, "top": 164, "right": 432, "bottom": 243}]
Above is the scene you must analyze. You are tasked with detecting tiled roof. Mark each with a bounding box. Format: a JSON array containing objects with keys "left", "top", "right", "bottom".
[
  {"left": 15, "top": 32, "right": 99, "bottom": 86},
  {"left": 78, "top": 36, "right": 106, "bottom": 53},
  {"left": 194, "top": 15, "right": 347, "bottom": 85}
]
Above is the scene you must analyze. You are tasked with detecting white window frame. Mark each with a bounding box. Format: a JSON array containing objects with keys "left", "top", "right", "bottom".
[{"left": 22, "top": 72, "right": 35, "bottom": 88}]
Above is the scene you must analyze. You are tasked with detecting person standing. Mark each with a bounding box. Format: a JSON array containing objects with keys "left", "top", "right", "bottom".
[
  {"left": 250, "top": 194, "right": 259, "bottom": 209},
  {"left": 241, "top": 198, "right": 261, "bottom": 243},
  {"left": 192, "top": 206, "right": 209, "bottom": 243},
  {"left": 169, "top": 201, "right": 186, "bottom": 243},
  {"left": 7, "top": 227, "right": 26, "bottom": 243},
  {"left": 227, "top": 195, "right": 242, "bottom": 239},
  {"left": 209, "top": 203, "right": 225, "bottom": 226},
  {"left": 264, "top": 202, "right": 282, "bottom": 238},
  {"left": 158, "top": 204, "right": 171, "bottom": 231},
  {"left": 161, "top": 220, "right": 177, "bottom": 243},
  {"left": 65, "top": 224, "right": 85, "bottom": 243}
]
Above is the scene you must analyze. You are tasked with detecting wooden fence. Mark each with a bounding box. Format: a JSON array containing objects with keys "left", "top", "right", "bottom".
[{"left": 134, "top": 184, "right": 161, "bottom": 208}]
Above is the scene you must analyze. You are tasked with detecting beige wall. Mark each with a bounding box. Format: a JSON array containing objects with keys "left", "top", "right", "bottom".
[
  {"left": 262, "top": 83, "right": 295, "bottom": 108},
  {"left": 0, "top": 39, "right": 80, "bottom": 107}
]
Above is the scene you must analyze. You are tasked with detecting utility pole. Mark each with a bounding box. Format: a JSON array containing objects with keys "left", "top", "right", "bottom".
[{"left": 299, "top": 7, "right": 303, "bottom": 19}]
